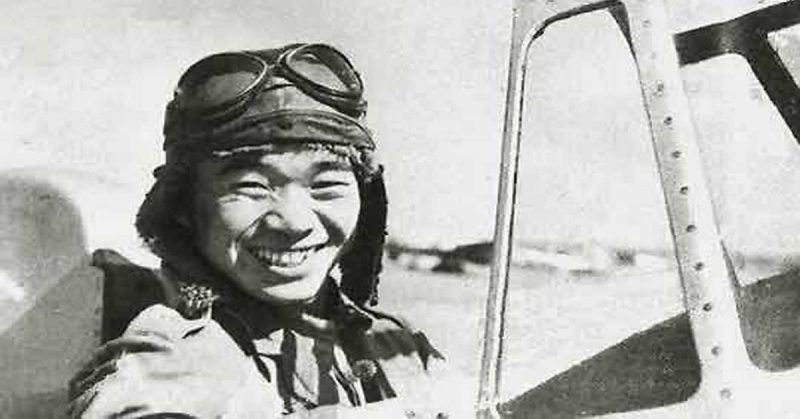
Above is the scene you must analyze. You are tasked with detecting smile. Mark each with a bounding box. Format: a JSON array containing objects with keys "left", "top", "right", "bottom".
[{"left": 246, "top": 245, "right": 324, "bottom": 268}]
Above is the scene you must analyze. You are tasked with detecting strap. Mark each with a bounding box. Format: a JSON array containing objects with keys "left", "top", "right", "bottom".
[{"left": 92, "top": 249, "right": 167, "bottom": 342}]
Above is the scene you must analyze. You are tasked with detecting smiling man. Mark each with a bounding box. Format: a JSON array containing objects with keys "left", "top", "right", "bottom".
[
  {"left": 192, "top": 146, "right": 361, "bottom": 305},
  {"left": 68, "top": 44, "right": 450, "bottom": 418}
]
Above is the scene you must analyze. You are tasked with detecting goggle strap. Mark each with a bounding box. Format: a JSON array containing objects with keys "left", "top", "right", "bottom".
[
  {"left": 171, "top": 44, "right": 368, "bottom": 129},
  {"left": 166, "top": 109, "right": 375, "bottom": 156}
]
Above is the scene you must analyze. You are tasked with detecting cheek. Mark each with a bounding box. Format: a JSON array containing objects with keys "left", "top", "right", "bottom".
[
  {"left": 215, "top": 202, "right": 267, "bottom": 233},
  {"left": 193, "top": 194, "right": 266, "bottom": 246},
  {"left": 320, "top": 195, "right": 361, "bottom": 241}
]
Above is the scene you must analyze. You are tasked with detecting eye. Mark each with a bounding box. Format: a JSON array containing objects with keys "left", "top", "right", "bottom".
[
  {"left": 230, "top": 180, "right": 272, "bottom": 197},
  {"left": 311, "top": 178, "right": 354, "bottom": 200},
  {"left": 234, "top": 181, "right": 268, "bottom": 189},
  {"left": 313, "top": 180, "right": 350, "bottom": 189}
]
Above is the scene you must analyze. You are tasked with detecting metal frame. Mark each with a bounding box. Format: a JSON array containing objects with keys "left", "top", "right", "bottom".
[
  {"left": 478, "top": 0, "right": 800, "bottom": 417},
  {"left": 675, "top": 1, "right": 800, "bottom": 143}
]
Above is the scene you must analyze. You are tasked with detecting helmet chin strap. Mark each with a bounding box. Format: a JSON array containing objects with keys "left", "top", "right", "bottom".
[{"left": 339, "top": 165, "right": 387, "bottom": 307}]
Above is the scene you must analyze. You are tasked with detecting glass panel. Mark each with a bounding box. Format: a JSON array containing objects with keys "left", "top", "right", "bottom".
[
  {"left": 684, "top": 54, "right": 800, "bottom": 285},
  {"left": 499, "top": 8, "right": 687, "bottom": 413},
  {"left": 680, "top": 46, "right": 800, "bottom": 380},
  {"left": 769, "top": 24, "right": 800, "bottom": 88}
]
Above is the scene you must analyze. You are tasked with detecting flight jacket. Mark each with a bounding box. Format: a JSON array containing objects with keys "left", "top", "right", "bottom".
[{"left": 68, "top": 250, "right": 447, "bottom": 418}]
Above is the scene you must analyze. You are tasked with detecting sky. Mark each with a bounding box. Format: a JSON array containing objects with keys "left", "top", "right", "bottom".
[{"left": 3, "top": 0, "right": 800, "bottom": 254}]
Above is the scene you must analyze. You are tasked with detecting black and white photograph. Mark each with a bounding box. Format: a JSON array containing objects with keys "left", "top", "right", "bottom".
[{"left": 4, "top": 0, "right": 800, "bottom": 417}]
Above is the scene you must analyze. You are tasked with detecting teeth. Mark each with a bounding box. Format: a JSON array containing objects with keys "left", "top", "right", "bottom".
[{"left": 249, "top": 246, "right": 318, "bottom": 268}]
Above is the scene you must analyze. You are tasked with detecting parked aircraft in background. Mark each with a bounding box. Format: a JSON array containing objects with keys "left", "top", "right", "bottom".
[{"left": 386, "top": 238, "right": 670, "bottom": 274}]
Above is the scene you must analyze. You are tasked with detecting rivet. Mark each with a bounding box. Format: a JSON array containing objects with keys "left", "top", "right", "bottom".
[
  {"left": 686, "top": 224, "right": 696, "bottom": 233},
  {"left": 694, "top": 262, "right": 705, "bottom": 271},
  {"left": 643, "top": 20, "right": 651, "bottom": 28},
  {"left": 711, "top": 346, "right": 722, "bottom": 356},
  {"left": 679, "top": 186, "right": 689, "bottom": 195},
  {"left": 671, "top": 150, "right": 682, "bottom": 158},
  {"left": 720, "top": 388, "right": 732, "bottom": 399},
  {"left": 664, "top": 116, "right": 673, "bottom": 125},
  {"left": 654, "top": 82, "right": 665, "bottom": 96},
  {"left": 702, "top": 302, "right": 713, "bottom": 312}
]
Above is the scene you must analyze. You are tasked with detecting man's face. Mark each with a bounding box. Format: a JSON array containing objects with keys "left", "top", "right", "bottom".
[{"left": 192, "top": 145, "right": 360, "bottom": 305}]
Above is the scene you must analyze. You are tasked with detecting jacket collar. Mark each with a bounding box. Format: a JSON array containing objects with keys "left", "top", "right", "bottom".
[{"left": 158, "top": 244, "right": 373, "bottom": 341}]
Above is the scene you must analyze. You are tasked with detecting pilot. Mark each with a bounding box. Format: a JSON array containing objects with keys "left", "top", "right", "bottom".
[{"left": 68, "top": 43, "right": 453, "bottom": 418}]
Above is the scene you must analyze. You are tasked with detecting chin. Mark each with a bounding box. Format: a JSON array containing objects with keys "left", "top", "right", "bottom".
[
  {"left": 249, "top": 274, "right": 329, "bottom": 306},
  {"left": 226, "top": 246, "right": 340, "bottom": 305}
]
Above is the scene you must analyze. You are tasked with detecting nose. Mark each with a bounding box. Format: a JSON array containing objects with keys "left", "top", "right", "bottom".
[{"left": 258, "top": 185, "right": 316, "bottom": 240}]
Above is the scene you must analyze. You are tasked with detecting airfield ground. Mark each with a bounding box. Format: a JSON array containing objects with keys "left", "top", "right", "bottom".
[{"left": 376, "top": 261, "right": 685, "bottom": 404}]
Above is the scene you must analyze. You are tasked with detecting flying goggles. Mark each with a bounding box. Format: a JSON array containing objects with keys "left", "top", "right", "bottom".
[{"left": 173, "top": 43, "right": 367, "bottom": 123}]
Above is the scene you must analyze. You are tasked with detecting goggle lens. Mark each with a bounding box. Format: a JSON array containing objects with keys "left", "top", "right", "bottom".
[
  {"left": 283, "top": 45, "right": 363, "bottom": 98},
  {"left": 172, "top": 45, "right": 365, "bottom": 120},
  {"left": 175, "top": 53, "right": 266, "bottom": 114}
]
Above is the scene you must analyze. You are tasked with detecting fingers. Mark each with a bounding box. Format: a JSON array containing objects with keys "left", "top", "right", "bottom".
[
  {"left": 98, "top": 333, "right": 174, "bottom": 359},
  {"left": 66, "top": 382, "right": 98, "bottom": 419},
  {"left": 68, "top": 333, "right": 174, "bottom": 409},
  {"left": 69, "top": 358, "right": 119, "bottom": 400},
  {"left": 81, "top": 334, "right": 172, "bottom": 374}
]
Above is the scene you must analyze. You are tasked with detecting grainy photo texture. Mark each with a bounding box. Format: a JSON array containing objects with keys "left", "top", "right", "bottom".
[{"left": 4, "top": 0, "right": 800, "bottom": 418}]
